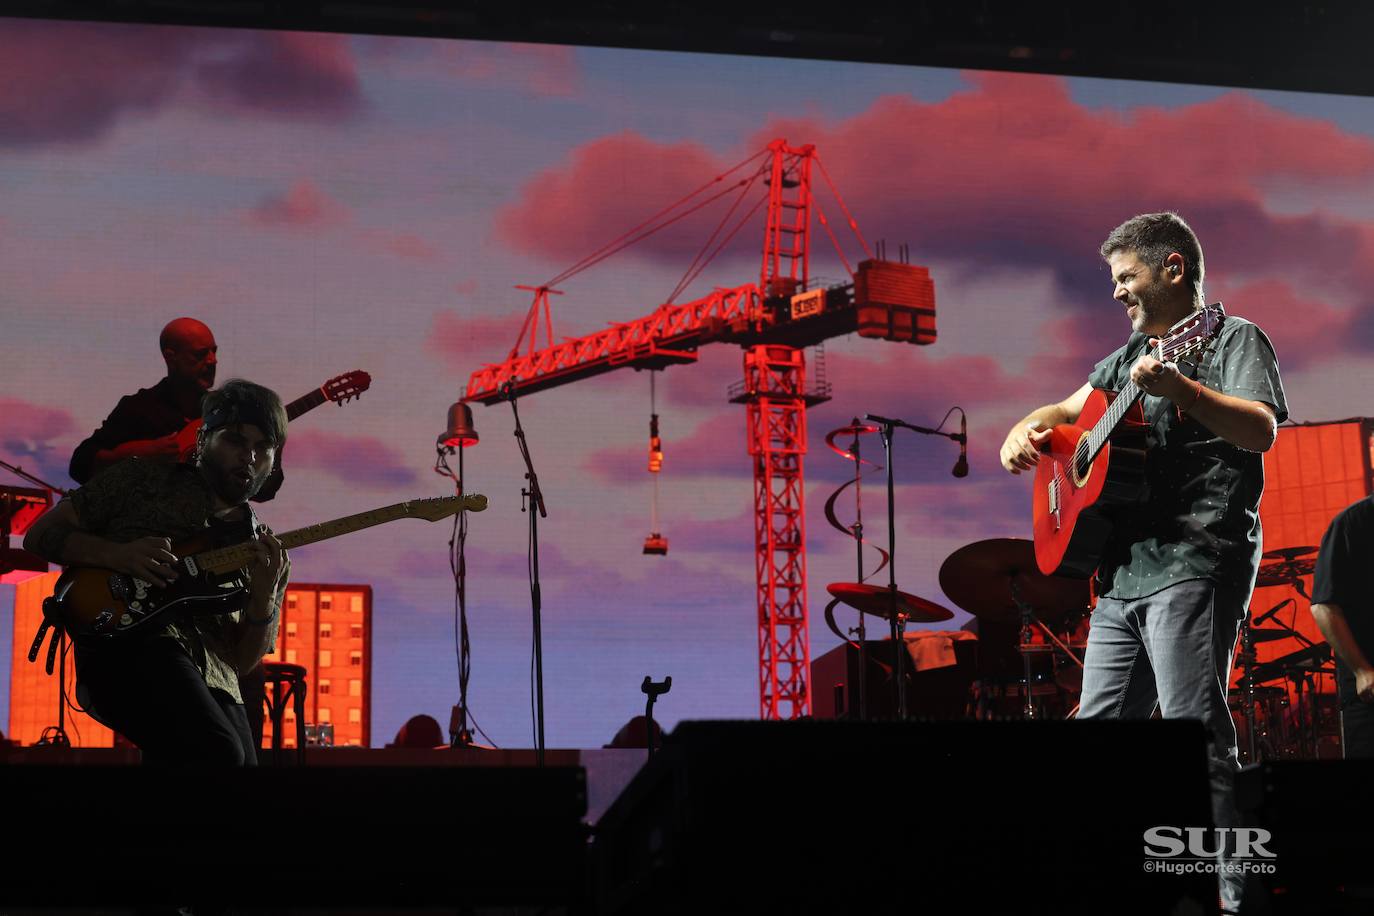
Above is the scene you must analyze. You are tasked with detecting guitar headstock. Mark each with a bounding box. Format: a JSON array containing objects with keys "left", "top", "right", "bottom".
[
  {"left": 1158, "top": 303, "right": 1225, "bottom": 364},
  {"left": 324, "top": 370, "right": 372, "bottom": 405},
  {"left": 404, "top": 494, "right": 489, "bottom": 521}
]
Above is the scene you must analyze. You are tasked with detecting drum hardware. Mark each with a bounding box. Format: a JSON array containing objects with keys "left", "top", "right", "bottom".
[
  {"left": 939, "top": 538, "right": 1092, "bottom": 720},
  {"left": 822, "top": 419, "right": 886, "bottom": 721}
]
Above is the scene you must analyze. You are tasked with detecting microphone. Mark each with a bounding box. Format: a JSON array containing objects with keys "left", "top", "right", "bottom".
[
  {"left": 1253, "top": 597, "right": 1294, "bottom": 626},
  {"left": 952, "top": 413, "right": 969, "bottom": 478}
]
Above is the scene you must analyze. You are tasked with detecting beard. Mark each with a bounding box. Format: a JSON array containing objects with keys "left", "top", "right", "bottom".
[
  {"left": 200, "top": 453, "right": 266, "bottom": 505},
  {"left": 1126, "top": 274, "right": 1174, "bottom": 333}
]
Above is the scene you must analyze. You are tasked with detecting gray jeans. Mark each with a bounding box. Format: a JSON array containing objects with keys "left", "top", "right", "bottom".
[{"left": 1078, "top": 577, "right": 1246, "bottom": 911}]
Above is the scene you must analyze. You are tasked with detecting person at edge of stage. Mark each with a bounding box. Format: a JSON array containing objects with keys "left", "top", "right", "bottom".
[
  {"left": 998, "top": 212, "right": 1287, "bottom": 915},
  {"left": 69, "top": 316, "right": 283, "bottom": 501},
  {"left": 1311, "top": 493, "right": 1374, "bottom": 758},
  {"left": 25, "top": 378, "right": 291, "bottom": 766}
]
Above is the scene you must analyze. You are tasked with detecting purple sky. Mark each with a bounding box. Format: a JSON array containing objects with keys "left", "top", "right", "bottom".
[{"left": 3, "top": 19, "right": 1374, "bottom": 747}]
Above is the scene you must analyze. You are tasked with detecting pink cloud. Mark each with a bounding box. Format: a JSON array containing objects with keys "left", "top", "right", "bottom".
[
  {"left": 0, "top": 398, "right": 79, "bottom": 486},
  {"left": 248, "top": 179, "right": 350, "bottom": 229},
  {"left": 193, "top": 32, "right": 363, "bottom": 119},
  {"left": 0, "top": 21, "right": 197, "bottom": 147},
  {"left": 1208, "top": 278, "right": 1352, "bottom": 373},
  {"left": 285, "top": 429, "right": 419, "bottom": 489},
  {"left": 426, "top": 311, "right": 530, "bottom": 368},
  {"left": 0, "top": 23, "right": 362, "bottom": 148},
  {"left": 496, "top": 131, "right": 733, "bottom": 264}
]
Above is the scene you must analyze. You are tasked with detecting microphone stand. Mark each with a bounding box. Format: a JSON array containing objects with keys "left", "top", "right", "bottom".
[
  {"left": 849, "top": 426, "right": 869, "bottom": 722},
  {"left": 866, "top": 413, "right": 965, "bottom": 721},
  {"left": 505, "top": 382, "right": 549, "bottom": 766}
]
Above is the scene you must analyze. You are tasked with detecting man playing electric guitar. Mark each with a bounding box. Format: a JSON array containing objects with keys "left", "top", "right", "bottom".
[
  {"left": 999, "top": 213, "right": 1286, "bottom": 914},
  {"left": 26, "top": 379, "right": 290, "bottom": 765}
]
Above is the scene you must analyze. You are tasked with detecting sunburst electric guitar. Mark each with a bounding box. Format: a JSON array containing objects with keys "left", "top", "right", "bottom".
[
  {"left": 1032, "top": 304, "right": 1225, "bottom": 578},
  {"left": 46, "top": 494, "right": 486, "bottom": 642}
]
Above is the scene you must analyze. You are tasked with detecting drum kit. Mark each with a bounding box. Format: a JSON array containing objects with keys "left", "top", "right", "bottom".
[
  {"left": 827, "top": 537, "right": 1094, "bottom": 721},
  {"left": 824, "top": 540, "right": 1337, "bottom": 751}
]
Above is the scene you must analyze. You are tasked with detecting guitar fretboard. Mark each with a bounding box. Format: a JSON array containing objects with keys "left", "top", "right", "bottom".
[
  {"left": 190, "top": 495, "right": 484, "bottom": 575},
  {"left": 283, "top": 388, "right": 327, "bottom": 421}
]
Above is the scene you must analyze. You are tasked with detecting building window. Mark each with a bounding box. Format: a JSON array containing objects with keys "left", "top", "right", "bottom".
[
  {"left": 287, "top": 593, "right": 297, "bottom": 610},
  {"left": 320, "top": 594, "right": 333, "bottom": 611},
  {"left": 320, "top": 650, "right": 333, "bottom": 667},
  {"left": 348, "top": 708, "right": 362, "bottom": 724},
  {"left": 318, "top": 707, "right": 331, "bottom": 723},
  {"left": 285, "top": 649, "right": 297, "bottom": 664},
  {"left": 351, "top": 594, "right": 363, "bottom": 613},
  {"left": 319, "top": 679, "right": 331, "bottom": 695},
  {"left": 349, "top": 651, "right": 363, "bottom": 667},
  {"left": 320, "top": 623, "right": 332, "bottom": 639},
  {"left": 350, "top": 624, "right": 363, "bottom": 639},
  {"left": 349, "top": 679, "right": 361, "bottom": 697},
  {"left": 286, "top": 622, "right": 297, "bottom": 637}
]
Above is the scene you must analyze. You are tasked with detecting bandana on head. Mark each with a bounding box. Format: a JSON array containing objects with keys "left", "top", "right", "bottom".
[{"left": 202, "top": 402, "right": 275, "bottom": 442}]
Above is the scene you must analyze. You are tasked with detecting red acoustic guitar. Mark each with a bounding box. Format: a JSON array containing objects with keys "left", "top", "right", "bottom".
[
  {"left": 1032, "top": 304, "right": 1225, "bottom": 578},
  {"left": 173, "top": 370, "right": 371, "bottom": 461}
]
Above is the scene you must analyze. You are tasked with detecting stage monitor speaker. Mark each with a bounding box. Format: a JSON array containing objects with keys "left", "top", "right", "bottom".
[
  {"left": 1237, "top": 759, "right": 1374, "bottom": 914},
  {"left": 595, "top": 719, "right": 1215, "bottom": 915},
  {"left": 1, "top": 764, "right": 587, "bottom": 908}
]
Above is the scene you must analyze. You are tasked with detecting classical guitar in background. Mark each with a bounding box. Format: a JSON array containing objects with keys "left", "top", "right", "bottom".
[
  {"left": 35, "top": 494, "right": 487, "bottom": 647},
  {"left": 173, "top": 370, "right": 371, "bottom": 461},
  {"left": 1032, "top": 304, "right": 1226, "bottom": 579}
]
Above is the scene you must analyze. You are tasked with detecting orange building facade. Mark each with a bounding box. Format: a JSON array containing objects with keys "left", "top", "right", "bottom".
[
  {"left": 261, "top": 582, "right": 373, "bottom": 749},
  {"left": 6, "top": 576, "right": 371, "bottom": 749}
]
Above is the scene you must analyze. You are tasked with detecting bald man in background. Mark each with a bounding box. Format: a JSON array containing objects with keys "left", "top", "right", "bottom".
[{"left": 69, "top": 318, "right": 282, "bottom": 501}]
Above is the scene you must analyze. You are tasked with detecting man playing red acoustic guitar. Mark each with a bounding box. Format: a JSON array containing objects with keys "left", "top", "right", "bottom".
[
  {"left": 999, "top": 213, "right": 1286, "bottom": 914},
  {"left": 26, "top": 379, "right": 290, "bottom": 765}
]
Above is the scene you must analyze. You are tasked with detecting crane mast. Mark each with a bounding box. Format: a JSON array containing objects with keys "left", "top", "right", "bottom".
[{"left": 464, "top": 139, "right": 936, "bottom": 719}]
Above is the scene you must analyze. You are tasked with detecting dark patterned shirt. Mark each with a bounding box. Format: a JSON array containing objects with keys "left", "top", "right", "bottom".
[
  {"left": 69, "top": 458, "right": 285, "bottom": 702},
  {"left": 1086, "top": 312, "right": 1287, "bottom": 601}
]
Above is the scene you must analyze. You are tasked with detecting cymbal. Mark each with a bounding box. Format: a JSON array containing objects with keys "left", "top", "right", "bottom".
[
  {"left": 1256, "top": 557, "right": 1315, "bottom": 587},
  {"left": 938, "top": 538, "right": 1091, "bottom": 623},
  {"left": 1262, "top": 546, "right": 1316, "bottom": 562},
  {"left": 826, "top": 582, "right": 954, "bottom": 623}
]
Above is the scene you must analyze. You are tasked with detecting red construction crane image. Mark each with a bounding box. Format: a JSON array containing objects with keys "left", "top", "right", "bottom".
[{"left": 465, "top": 138, "right": 936, "bottom": 719}]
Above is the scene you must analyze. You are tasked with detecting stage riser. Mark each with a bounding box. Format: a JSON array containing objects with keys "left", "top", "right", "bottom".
[{"left": 594, "top": 719, "right": 1216, "bottom": 915}]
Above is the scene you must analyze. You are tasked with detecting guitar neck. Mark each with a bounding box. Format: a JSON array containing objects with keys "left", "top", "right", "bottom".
[
  {"left": 1082, "top": 374, "right": 1146, "bottom": 462},
  {"left": 283, "top": 387, "right": 327, "bottom": 422},
  {"left": 191, "top": 497, "right": 480, "bottom": 575}
]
